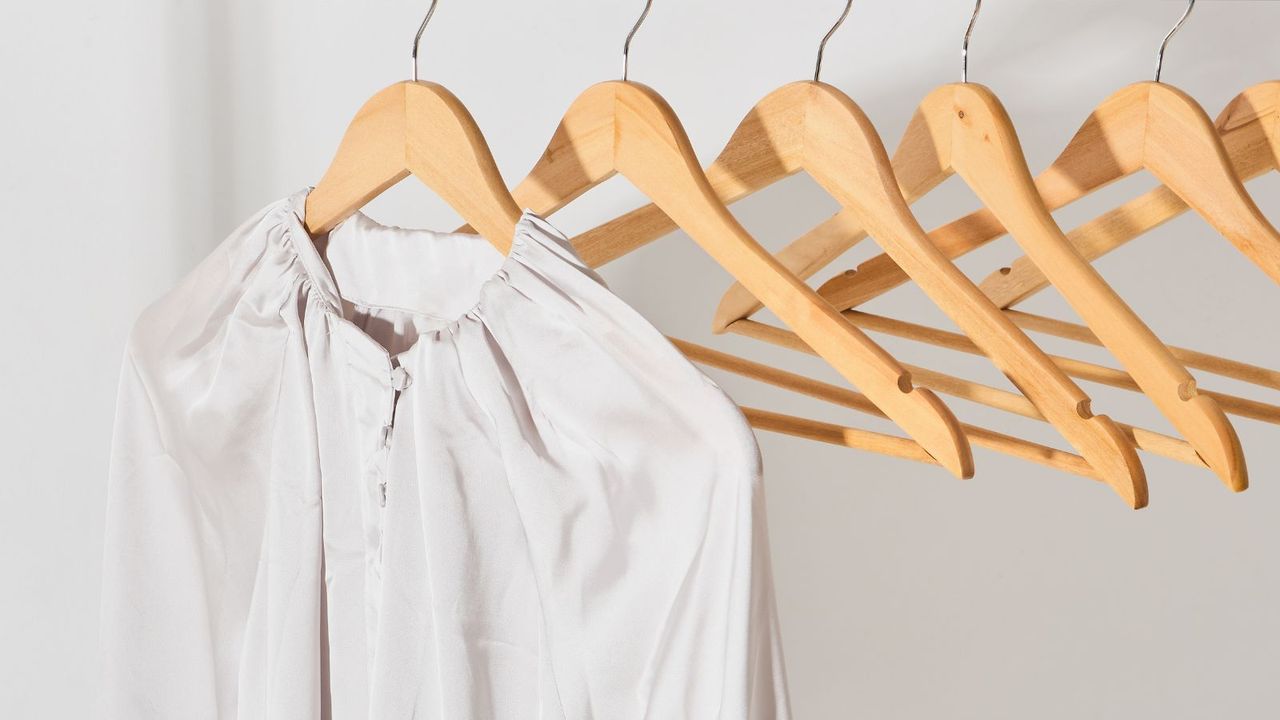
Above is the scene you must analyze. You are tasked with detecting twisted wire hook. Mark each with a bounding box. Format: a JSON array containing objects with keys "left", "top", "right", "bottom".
[
  {"left": 410, "top": 0, "right": 440, "bottom": 82},
  {"left": 814, "top": 1, "right": 854, "bottom": 82},
  {"left": 961, "top": 0, "right": 983, "bottom": 83},
  {"left": 622, "top": 0, "right": 655, "bottom": 81},
  {"left": 1154, "top": 0, "right": 1196, "bottom": 83}
]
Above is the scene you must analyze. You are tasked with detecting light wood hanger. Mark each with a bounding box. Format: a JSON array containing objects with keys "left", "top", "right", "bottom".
[
  {"left": 554, "top": 4, "right": 1145, "bottom": 504},
  {"left": 304, "top": 2, "right": 522, "bottom": 250},
  {"left": 480, "top": 1, "right": 973, "bottom": 478},
  {"left": 978, "top": 79, "right": 1280, "bottom": 306}
]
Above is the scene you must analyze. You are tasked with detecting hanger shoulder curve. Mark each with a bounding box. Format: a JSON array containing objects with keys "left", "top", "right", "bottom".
[
  {"left": 969, "top": 80, "right": 1280, "bottom": 306},
  {"left": 306, "top": 81, "right": 522, "bottom": 251},
  {"left": 539, "top": 84, "right": 808, "bottom": 268},
  {"left": 1218, "top": 80, "right": 1280, "bottom": 136},
  {"left": 1146, "top": 83, "right": 1280, "bottom": 285},
  {"left": 305, "top": 83, "right": 412, "bottom": 235},
  {"left": 981, "top": 80, "right": 1280, "bottom": 306},
  {"left": 1058, "top": 82, "right": 1280, "bottom": 285},
  {"left": 508, "top": 83, "right": 620, "bottom": 218}
]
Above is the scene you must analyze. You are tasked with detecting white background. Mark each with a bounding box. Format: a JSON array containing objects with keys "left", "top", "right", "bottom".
[{"left": 3, "top": 1, "right": 1279, "bottom": 717}]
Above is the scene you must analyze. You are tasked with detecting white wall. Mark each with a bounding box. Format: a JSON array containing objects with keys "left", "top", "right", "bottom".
[{"left": 3, "top": 1, "right": 1279, "bottom": 717}]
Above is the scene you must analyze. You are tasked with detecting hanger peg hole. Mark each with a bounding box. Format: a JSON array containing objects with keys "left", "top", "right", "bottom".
[
  {"left": 1076, "top": 399, "right": 1093, "bottom": 420},
  {"left": 999, "top": 266, "right": 1012, "bottom": 276},
  {"left": 1178, "top": 379, "right": 1198, "bottom": 401},
  {"left": 957, "top": 110, "right": 966, "bottom": 119},
  {"left": 897, "top": 373, "right": 914, "bottom": 394}
]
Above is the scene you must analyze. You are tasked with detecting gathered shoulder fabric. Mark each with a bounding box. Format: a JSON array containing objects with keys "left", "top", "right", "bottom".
[{"left": 99, "top": 189, "right": 791, "bottom": 719}]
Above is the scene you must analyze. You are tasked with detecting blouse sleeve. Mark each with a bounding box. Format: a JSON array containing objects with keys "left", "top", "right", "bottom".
[{"left": 98, "top": 346, "right": 225, "bottom": 718}]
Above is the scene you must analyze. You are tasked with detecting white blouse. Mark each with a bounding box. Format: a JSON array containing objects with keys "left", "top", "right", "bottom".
[{"left": 99, "top": 190, "right": 791, "bottom": 719}]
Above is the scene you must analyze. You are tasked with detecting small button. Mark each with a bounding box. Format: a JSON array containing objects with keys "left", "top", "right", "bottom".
[{"left": 389, "top": 366, "right": 411, "bottom": 391}]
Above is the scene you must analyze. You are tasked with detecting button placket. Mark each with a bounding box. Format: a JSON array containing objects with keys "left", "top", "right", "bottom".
[{"left": 374, "top": 362, "right": 412, "bottom": 508}]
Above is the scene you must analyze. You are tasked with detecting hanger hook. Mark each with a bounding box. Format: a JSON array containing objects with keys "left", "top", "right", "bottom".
[
  {"left": 814, "top": 1, "right": 854, "bottom": 82},
  {"left": 411, "top": 0, "right": 440, "bottom": 82},
  {"left": 1154, "top": 0, "right": 1196, "bottom": 83},
  {"left": 961, "top": 0, "right": 982, "bottom": 83},
  {"left": 622, "top": 0, "right": 654, "bottom": 82}
]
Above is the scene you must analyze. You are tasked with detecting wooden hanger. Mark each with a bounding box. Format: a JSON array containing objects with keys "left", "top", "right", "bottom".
[
  {"left": 482, "top": 2, "right": 973, "bottom": 478},
  {"left": 553, "top": 2, "right": 1145, "bottom": 505},
  {"left": 978, "top": 79, "right": 1280, "bottom": 306},
  {"left": 304, "top": 2, "right": 522, "bottom": 250}
]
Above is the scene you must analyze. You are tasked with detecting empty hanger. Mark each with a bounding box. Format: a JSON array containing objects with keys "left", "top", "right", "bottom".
[
  {"left": 968, "top": 1, "right": 1280, "bottom": 306},
  {"left": 979, "top": 78, "right": 1280, "bottom": 307},
  {"left": 473, "top": 0, "right": 974, "bottom": 477},
  {"left": 565, "top": 1, "right": 1146, "bottom": 505},
  {"left": 304, "top": 1, "right": 523, "bottom": 250}
]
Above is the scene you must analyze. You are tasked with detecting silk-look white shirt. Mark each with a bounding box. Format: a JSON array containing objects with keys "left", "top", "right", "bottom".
[{"left": 99, "top": 190, "right": 791, "bottom": 719}]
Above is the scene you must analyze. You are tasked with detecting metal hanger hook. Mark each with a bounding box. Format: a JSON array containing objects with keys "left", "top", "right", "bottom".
[
  {"left": 1154, "top": 0, "right": 1196, "bottom": 83},
  {"left": 411, "top": 0, "right": 440, "bottom": 82},
  {"left": 622, "top": 0, "right": 654, "bottom": 81},
  {"left": 814, "top": 1, "right": 854, "bottom": 82},
  {"left": 961, "top": 0, "right": 983, "bottom": 83}
]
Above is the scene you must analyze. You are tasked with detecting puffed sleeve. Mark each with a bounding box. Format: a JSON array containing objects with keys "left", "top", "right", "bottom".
[
  {"left": 98, "top": 346, "right": 225, "bottom": 718},
  {"left": 97, "top": 199, "right": 301, "bottom": 719}
]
